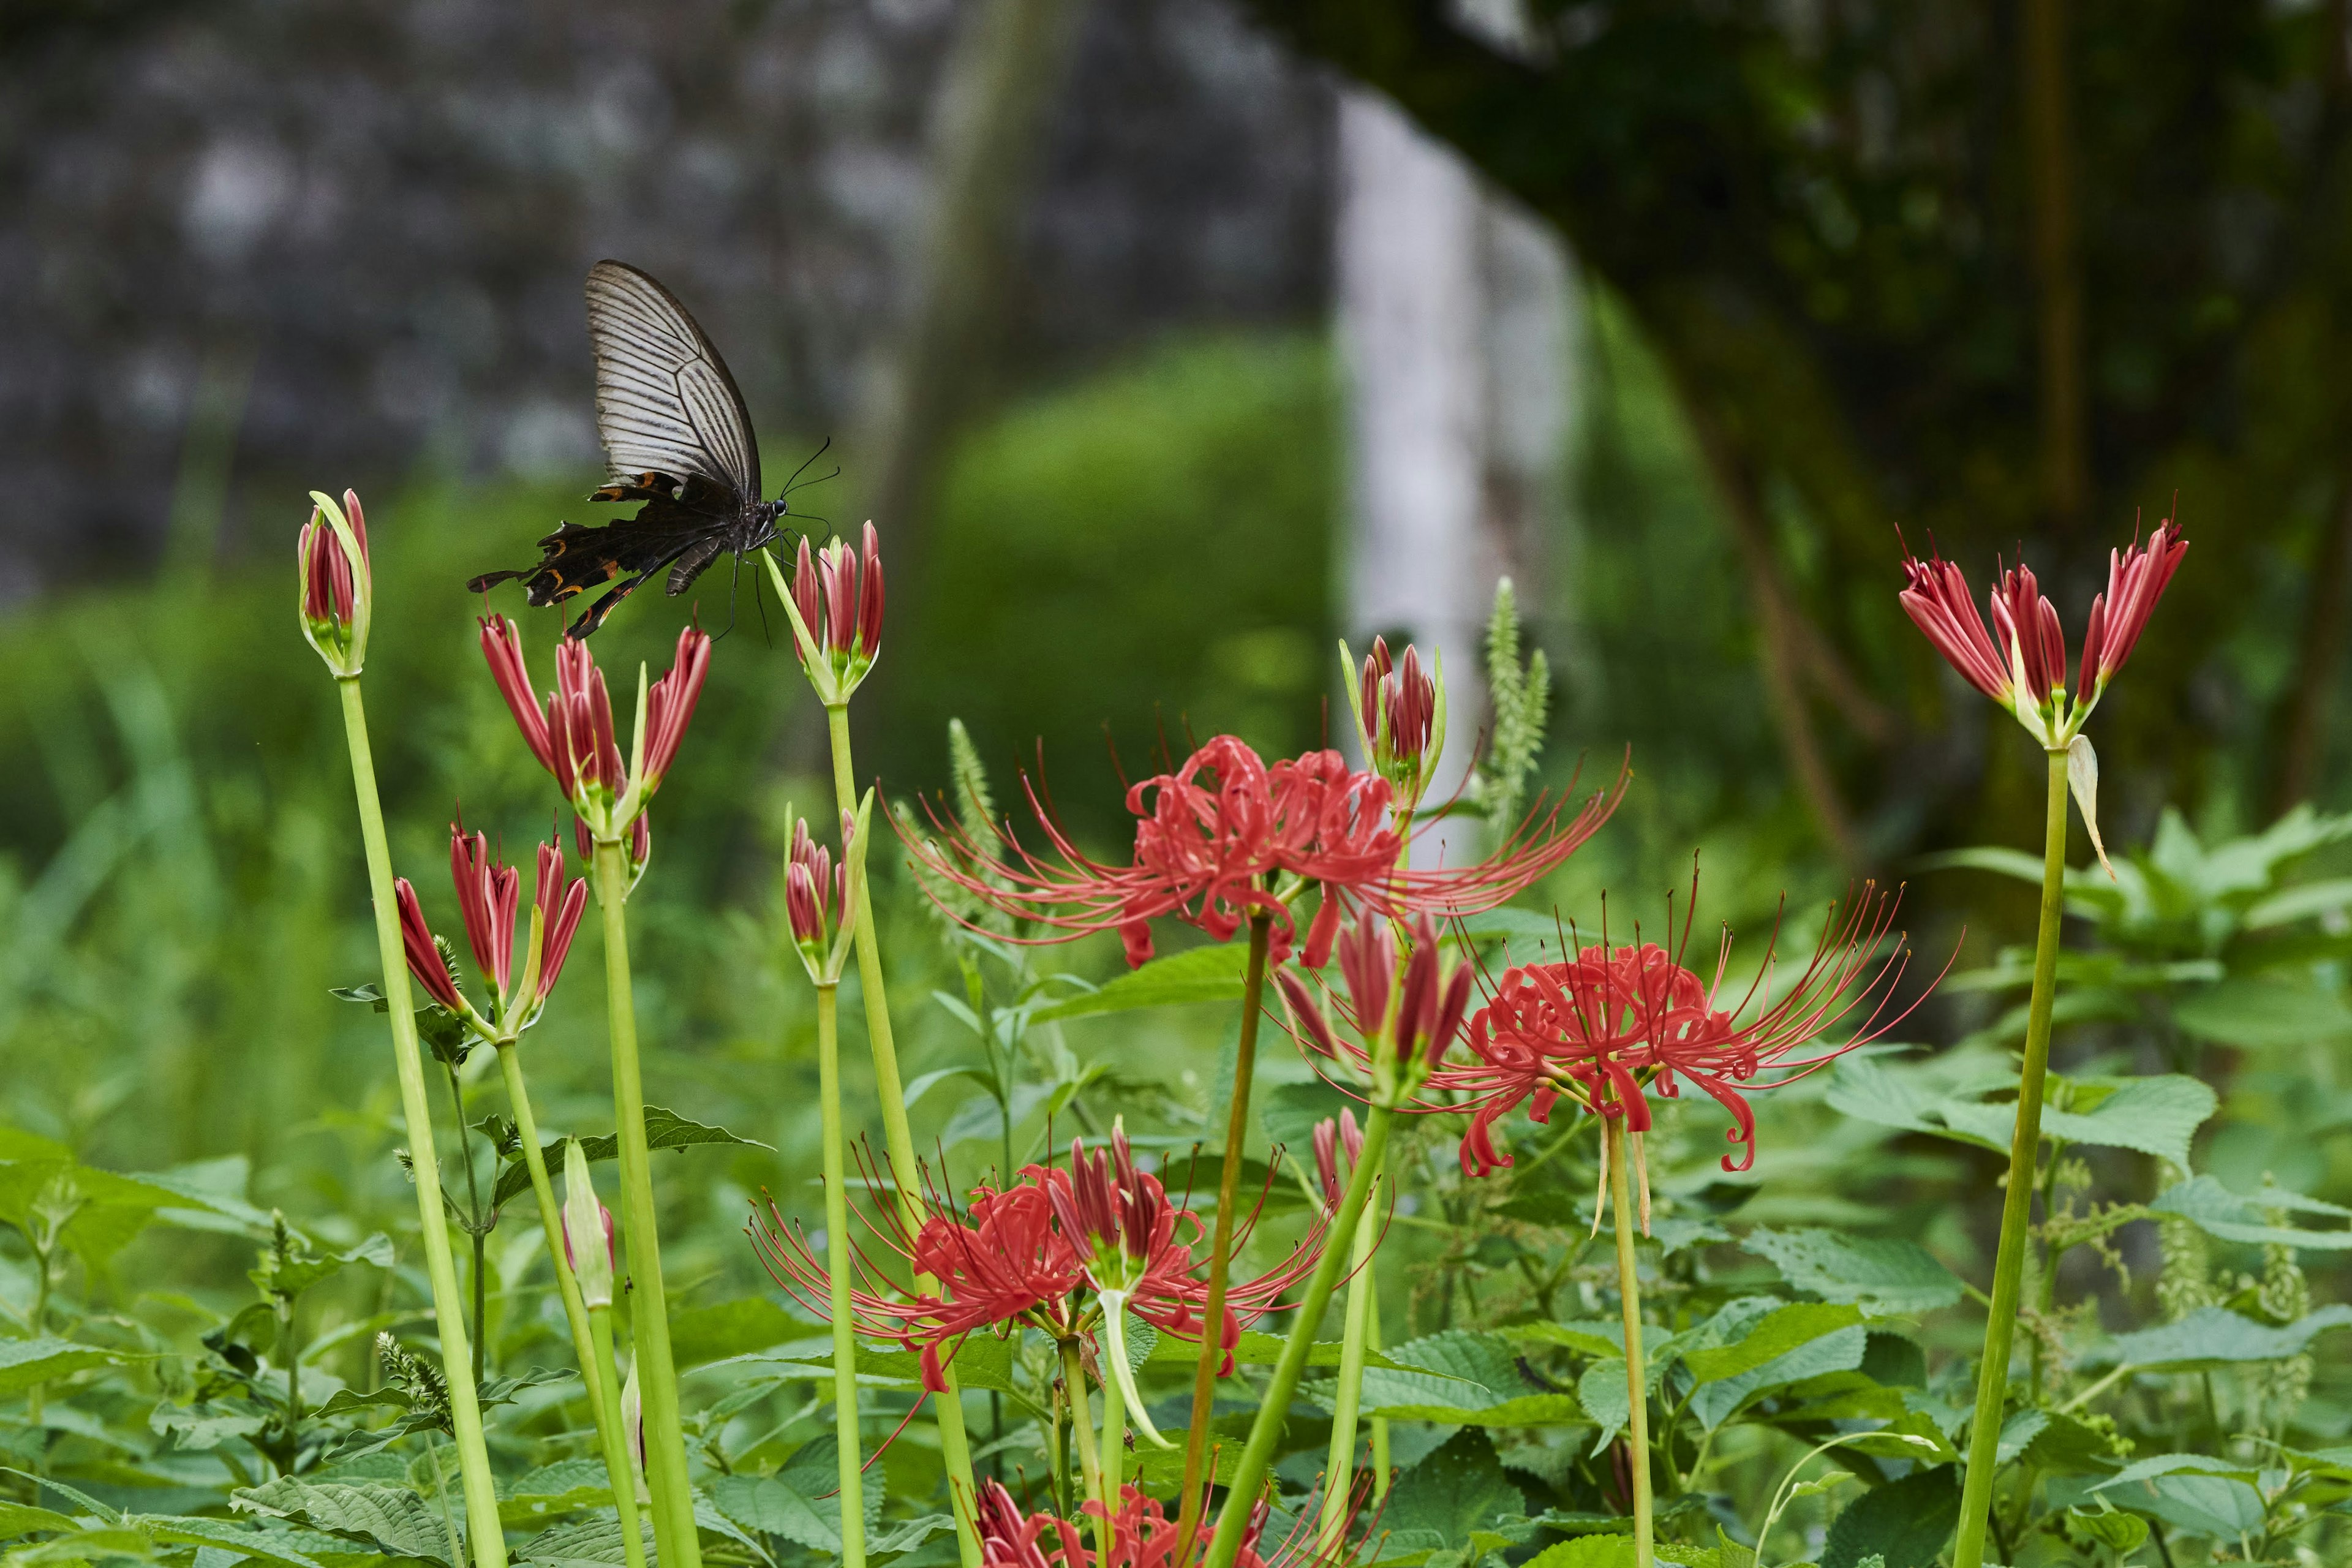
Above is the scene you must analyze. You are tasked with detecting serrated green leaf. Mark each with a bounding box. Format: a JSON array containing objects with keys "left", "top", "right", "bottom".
[
  {"left": 1822, "top": 1468, "right": 1958, "bottom": 1568},
  {"left": 1741, "top": 1229, "right": 1962, "bottom": 1314},
  {"left": 2149, "top": 1175, "right": 2352, "bottom": 1250},
  {"left": 141, "top": 1515, "right": 326, "bottom": 1568},
  {"left": 2083, "top": 1305, "right": 2352, "bottom": 1371},
  {"left": 232, "top": 1477, "right": 451, "bottom": 1563},
  {"left": 0, "top": 1501, "right": 85, "bottom": 1537}
]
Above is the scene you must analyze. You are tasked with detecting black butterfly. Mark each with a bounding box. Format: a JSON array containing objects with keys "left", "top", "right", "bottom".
[{"left": 469, "top": 260, "right": 824, "bottom": 639}]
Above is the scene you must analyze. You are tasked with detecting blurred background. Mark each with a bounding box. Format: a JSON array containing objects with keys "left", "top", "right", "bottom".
[{"left": 7, "top": 0, "right": 2352, "bottom": 1450}]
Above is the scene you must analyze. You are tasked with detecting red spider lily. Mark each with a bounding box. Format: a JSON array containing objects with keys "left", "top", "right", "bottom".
[
  {"left": 1429, "top": 884, "right": 1924, "bottom": 1180},
  {"left": 394, "top": 826, "right": 589, "bottom": 1036},
  {"left": 778, "top": 524, "right": 884, "bottom": 702},
  {"left": 1897, "top": 518, "right": 2187, "bottom": 743},
  {"left": 750, "top": 1133, "right": 1329, "bottom": 1396},
  {"left": 1349, "top": 636, "right": 1440, "bottom": 801},
  {"left": 907, "top": 735, "right": 1623, "bottom": 971},
  {"left": 296, "top": 489, "right": 371, "bottom": 674},
  {"left": 975, "top": 1479, "right": 1335, "bottom": 1568},
  {"left": 478, "top": 616, "right": 712, "bottom": 835},
  {"left": 1274, "top": 915, "right": 1475, "bottom": 1100},
  {"left": 785, "top": 812, "right": 853, "bottom": 951}
]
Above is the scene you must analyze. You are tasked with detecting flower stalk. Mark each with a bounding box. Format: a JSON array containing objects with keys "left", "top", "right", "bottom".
[
  {"left": 770, "top": 536, "right": 984, "bottom": 1568},
  {"left": 1200, "top": 1104, "right": 1394, "bottom": 1568},
  {"left": 815, "top": 982, "right": 869, "bottom": 1568},
  {"left": 1060, "top": 1337, "right": 1112, "bottom": 1563},
  {"left": 1950, "top": 750, "right": 2069, "bottom": 1568},
  {"left": 1317, "top": 1145, "right": 1379, "bottom": 1555},
  {"left": 1172, "top": 911, "right": 1273, "bottom": 1558},
  {"left": 590, "top": 839, "right": 702, "bottom": 1567},
  {"left": 1604, "top": 1117, "right": 1653, "bottom": 1568},
  {"left": 498, "top": 1052, "right": 646, "bottom": 1568},
  {"left": 304, "top": 488, "right": 505, "bottom": 1568}
]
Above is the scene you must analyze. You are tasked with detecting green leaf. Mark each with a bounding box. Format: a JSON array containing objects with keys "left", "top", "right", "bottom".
[
  {"left": 1690, "top": 1325, "right": 1867, "bottom": 1430},
  {"left": 2034, "top": 1075, "right": 2217, "bottom": 1167},
  {"left": 1821, "top": 1468, "right": 1959, "bottom": 1568},
  {"left": 2149, "top": 1175, "right": 2352, "bottom": 1250},
  {"left": 1521, "top": 1539, "right": 1637, "bottom": 1568},
  {"left": 521, "top": 1513, "right": 656, "bottom": 1566},
  {"left": 491, "top": 1105, "right": 769, "bottom": 1208},
  {"left": 2062, "top": 1506, "right": 2149, "bottom": 1553},
  {"left": 141, "top": 1515, "right": 327, "bottom": 1568},
  {"left": 0, "top": 1470, "right": 119, "bottom": 1526},
  {"left": 870, "top": 1515, "right": 959, "bottom": 1556},
  {"left": 1741, "top": 1229, "right": 1964, "bottom": 1314},
  {"left": 1346, "top": 1332, "right": 1584, "bottom": 1425},
  {"left": 232, "top": 1477, "right": 453, "bottom": 1563},
  {"left": 2083, "top": 1303, "right": 2352, "bottom": 1370},
  {"left": 670, "top": 1297, "right": 807, "bottom": 1367},
  {"left": 709, "top": 1472, "right": 840, "bottom": 1552},
  {"left": 2093, "top": 1457, "right": 2267, "bottom": 1538},
  {"left": 1683, "top": 1303, "right": 1868, "bottom": 1384},
  {"left": 1261, "top": 1080, "right": 1354, "bottom": 1153},
  {"left": 0, "top": 1338, "right": 124, "bottom": 1395},
  {"left": 2169, "top": 977, "right": 2352, "bottom": 1049},
  {"left": 1822, "top": 1057, "right": 2005, "bottom": 1153},
  {"left": 1379, "top": 1430, "right": 1525, "bottom": 1551},
  {"left": 1030, "top": 943, "right": 1248, "bottom": 1021},
  {"left": 0, "top": 1501, "right": 85, "bottom": 1537}
]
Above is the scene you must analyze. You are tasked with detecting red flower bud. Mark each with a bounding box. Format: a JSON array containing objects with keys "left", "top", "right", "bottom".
[
  {"left": 395, "top": 878, "right": 464, "bottom": 1012},
  {"left": 532, "top": 839, "right": 589, "bottom": 1004}
]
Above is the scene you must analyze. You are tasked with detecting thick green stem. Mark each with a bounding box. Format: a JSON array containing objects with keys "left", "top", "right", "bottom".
[
  {"left": 443, "top": 1061, "right": 487, "bottom": 1388},
  {"left": 334, "top": 677, "right": 507, "bottom": 1568},
  {"left": 823, "top": 703, "right": 982, "bottom": 1562},
  {"left": 1202, "top": 1104, "right": 1395, "bottom": 1568},
  {"left": 1952, "top": 750, "right": 2070, "bottom": 1568},
  {"left": 1366, "top": 1267, "right": 1390, "bottom": 1501},
  {"left": 1175, "top": 913, "right": 1274, "bottom": 1557},
  {"left": 1319, "top": 1161, "right": 1382, "bottom": 1552},
  {"left": 592, "top": 840, "right": 701, "bottom": 1568},
  {"left": 494, "top": 1044, "right": 646, "bottom": 1568},
  {"left": 1606, "top": 1119, "right": 1653, "bottom": 1568},
  {"left": 816, "top": 986, "right": 869, "bottom": 1568},
  {"left": 1061, "top": 1338, "right": 1111, "bottom": 1562}
]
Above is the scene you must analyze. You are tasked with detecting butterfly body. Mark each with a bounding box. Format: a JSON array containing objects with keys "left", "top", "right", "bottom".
[{"left": 469, "top": 261, "right": 804, "bottom": 639}]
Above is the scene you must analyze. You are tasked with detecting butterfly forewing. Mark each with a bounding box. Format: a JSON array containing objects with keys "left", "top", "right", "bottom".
[{"left": 584, "top": 260, "right": 762, "bottom": 502}]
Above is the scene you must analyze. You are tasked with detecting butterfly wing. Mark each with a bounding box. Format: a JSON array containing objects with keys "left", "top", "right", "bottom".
[
  {"left": 466, "top": 474, "right": 734, "bottom": 638},
  {"left": 584, "top": 260, "right": 761, "bottom": 502}
]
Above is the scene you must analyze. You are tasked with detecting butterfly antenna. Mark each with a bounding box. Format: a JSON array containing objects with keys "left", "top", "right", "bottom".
[{"left": 778, "top": 436, "right": 836, "bottom": 500}]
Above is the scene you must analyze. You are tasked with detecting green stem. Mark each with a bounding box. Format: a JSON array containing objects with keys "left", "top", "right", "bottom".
[
  {"left": 1202, "top": 1104, "right": 1395, "bottom": 1568},
  {"left": 1061, "top": 1338, "right": 1110, "bottom": 1563},
  {"left": 816, "top": 986, "right": 869, "bottom": 1568},
  {"left": 1319, "top": 1162, "right": 1382, "bottom": 1552},
  {"left": 1607, "top": 1119, "right": 1654, "bottom": 1568},
  {"left": 426, "top": 1431, "right": 468, "bottom": 1568},
  {"left": 1099, "top": 1320, "right": 1126, "bottom": 1528},
  {"left": 1951, "top": 750, "right": 2070, "bottom": 1568},
  {"left": 823, "top": 703, "right": 982, "bottom": 1562},
  {"left": 1175, "top": 913, "right": 1274, "bottom": 1558},
  {"left": 443, "top": 1061, "right": 487, "bottom": 1388},
  {"left": 334, "top": 677, "right": 507, "bottom": 1568},
  {"left": 591, "top": 839, "right": 702, "bottom": 1568},
  {"left": 494, "top": 1044, "right": 646, "bottom": 1568},
  {"left": 589, "top": 1306, "right": 642, "bottom": 1531},
  {"left": 1366, "top": 1262, "right": 1390, "bottom": 1502}
]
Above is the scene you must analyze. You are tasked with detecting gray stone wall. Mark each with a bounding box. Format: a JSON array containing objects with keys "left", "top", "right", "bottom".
[{"left": 0, "top": 0, "right": 1330, "bottom": 599}]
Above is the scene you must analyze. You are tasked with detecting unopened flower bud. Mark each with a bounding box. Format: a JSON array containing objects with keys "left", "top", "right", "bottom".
[
  {"left": 1275, "top": 969, "right": 1341, "bottom": 1058},
  {"left": 296, "top": 489, "right": 372, "bottom": 676},
  {"left": 1336, "top": 919, "right": 1395, "bottom": 1036},
  {"left": 561, "top": 1139, "right": 614, "bottom": 1308},
  {"left": 780, "top": 525, "right": 886, "bottom": 704}
]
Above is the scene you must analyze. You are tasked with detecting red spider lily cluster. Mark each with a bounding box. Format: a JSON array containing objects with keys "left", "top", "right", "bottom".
[
  {"left": 1430, "top": 885, "right": 1922, "bottom": 1180},
  {"left": 296, "top": 489, "right": 371, "bottom": 673},
  {"left": 1898, "top": 518, "right": 2187, "bottom": 743},
  {"left": 976, "top": 1479, "right": 1322, "bottom": 1568},
  {"left": 396, "top": 824, "right": 589, "bottom": 1036},
  {"left": 479, "top": 616, "right": 713, "bottom": 839},
  {"left": 750, "top": 1125, "right": 1329, "bottom": 1394},
  {"left": 907, "top": 733, "right": 1624, "bottom": 971}
]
